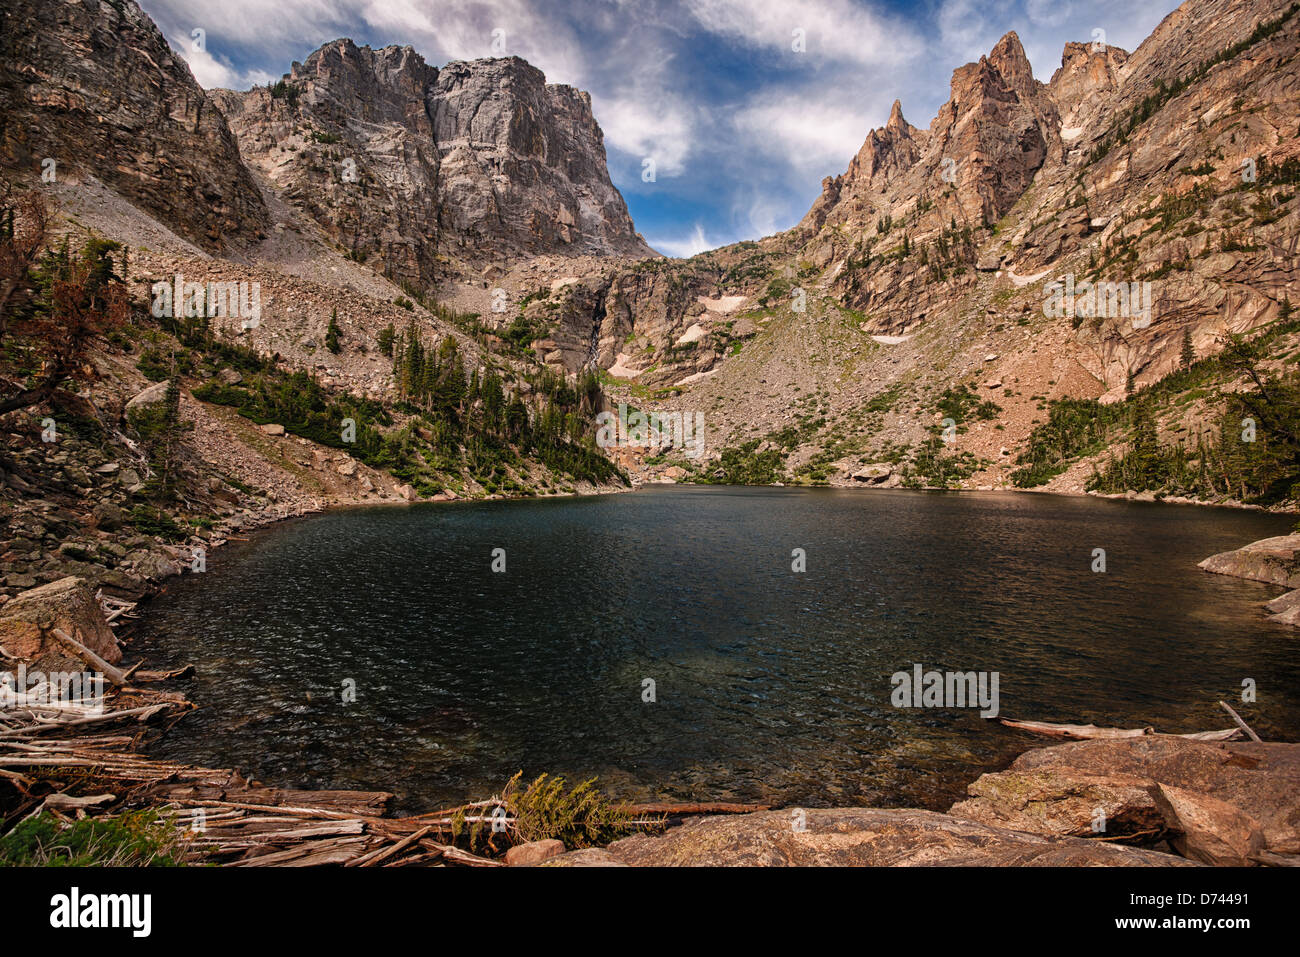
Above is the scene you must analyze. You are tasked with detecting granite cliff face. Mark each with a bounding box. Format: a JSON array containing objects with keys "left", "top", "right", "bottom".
[
  {"left": 0, "top": 0, "right": 268, "bottom": 253},
  {"left": 212, "top": 40, "right": 652, "bottom": 287},
  {"left": 514, "top": 0, "right": 1298, "bottom": 490}
]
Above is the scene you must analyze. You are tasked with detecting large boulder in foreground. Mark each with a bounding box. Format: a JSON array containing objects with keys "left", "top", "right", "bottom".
[
  {"left": 950, "top": 737, "right": 1300, "bottom": 861},
  {"left": 1154, "top": 784, "right": 1264, "bottom": 867},
  {"left": 545, "top": 808, "right": 1191, "bottom": 866},
  {"left": 949, "top": 769, "right": 1163, "bottom": 840},
  {"left": 1199, "top": 533, "right": 1300, "bottom": 589},
  {"left": 0, "top": 577, "right": 121, "bottom": 671}
]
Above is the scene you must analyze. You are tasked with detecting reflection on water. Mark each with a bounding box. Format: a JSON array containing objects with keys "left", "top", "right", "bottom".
[{"left": 133, "top": 487, "right": 1298, "bottom": 812}]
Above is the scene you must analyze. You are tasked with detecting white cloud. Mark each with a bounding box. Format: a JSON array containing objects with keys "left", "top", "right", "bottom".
[
  {"left": 732, "top": 91, "right": 883, "bottom": 180},
  {"left": 171, "top": 31, "right": 272, "bottom": 88},
  {"left": 649, "top": 224, "right": 718, "bottom": 258},
  {"left": 684, "top": 0, "right": 920, "bottom": 66},
  {"left": 1025, "top": 0, "right": 1072, "bottom": 27},
  {"left": 146, "top": 0, "right": 590, "bottom": 88},
  {"left": 597, "top": 93, "right": 696, "bottom": 177}
]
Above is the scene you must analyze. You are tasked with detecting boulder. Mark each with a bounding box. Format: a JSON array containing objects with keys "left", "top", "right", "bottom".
[
  {"left": 0, "top": 577, "right": 121, "bottom": 671},
  {"left": 851, "top": 464, "right": 893, "bottom": 484},
  {"left": 260, "top": 423, "right": 286, "bottom": 437},
  {"left": 336, "top": 459, "right": 358, "bottom": 478},
  {"left": 396, "top": 484, "right": 418, "bottom": 502},
  {"left": 1153, "top": 784, "right": 1264, "bottom": 867},
  {"left": 505, "top": 839, "right": 566, "bottom": 866},
  {"left": 545, "top": 809, "right": 1190, "bottom": 866},
  {"left": 91, "top": 502, "right": 125, "bottom": 532},
  {"left": 1199, "top": 534, "right": 1300, "bottom": 589},
  {"left": 125, "top": 549, "right": 182, "bottom": 583},
  {"left": 969, "top": 737, "right": 1300, "bottom": 858},
  {"left": 950, "top": 770, "right": 1163, "bottom": 839},
  {"left": 1264, "top": 588, "right": 1300, "bottom": 626},
  {"left": 125, "top": 381, "right": 169, "bottom": 412}
]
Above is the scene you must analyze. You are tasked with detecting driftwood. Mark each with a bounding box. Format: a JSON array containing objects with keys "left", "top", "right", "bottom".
[
  {"left": 348, "top": 825, "right": 431, "bottom": 868},
  {"left": 49, "top": 628, "right": 129, "bottom": 687},
  {"left": 133, "top": 666, "right": 196, "bottom": 682},
  {"left": 626, "top": 801, "right": 770, "bottom": 815},
  {"left": 1218, "top": 701, "right": 1263, "bottom": 743},
  {"left": 999, "top": 718, "right": 1242, "bottom": 741}
]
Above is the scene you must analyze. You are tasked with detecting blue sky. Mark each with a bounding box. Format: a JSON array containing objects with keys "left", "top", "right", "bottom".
[{"left": 139, "top": 0, "right": 1182, "bottom": 257}]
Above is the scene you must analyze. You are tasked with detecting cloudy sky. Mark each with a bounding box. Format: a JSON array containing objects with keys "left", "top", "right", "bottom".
[{"left": 139, "top": 0, "right": 1182, "bottom": 257}]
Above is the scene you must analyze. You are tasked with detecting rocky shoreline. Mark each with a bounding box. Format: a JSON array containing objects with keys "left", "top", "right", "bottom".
[
  {"left": 548, "top": 735, "right": 1299, "bottom": 866},
  {"left": 1199, "top": 532, "right": 1300, "bottom": 627}
]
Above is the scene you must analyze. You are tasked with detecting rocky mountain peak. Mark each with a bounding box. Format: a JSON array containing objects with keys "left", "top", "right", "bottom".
[
  {"left": 886, "top": 99, "right": 908, "bottom": 132},
  {"left": 287, "top": 39, "right": 438, "bottom": 127},
  {"left": 797, "top": 28, "right": 1058, "bottom": 242},
  {"left": 1047, "top": 41, "right": 1129, "bottom": 131},
  {"left": 986, "top": 31, "right": 1038, "bottom": 98},
  {"left": 210, "top": 39, "right": 652, "bottom": 286}
]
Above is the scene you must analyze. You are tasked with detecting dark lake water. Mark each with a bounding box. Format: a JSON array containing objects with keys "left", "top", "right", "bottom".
[{"left": 133, "top": 487, "right": 1299, "bottom": 813}]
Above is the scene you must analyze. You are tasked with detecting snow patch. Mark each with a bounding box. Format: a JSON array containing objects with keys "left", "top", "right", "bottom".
[
  {"left": 697, "top": 295, "right": 747, "bottom": 313},
  {"left": 676, "top": 323, "right": 708, "bottom": 345}
]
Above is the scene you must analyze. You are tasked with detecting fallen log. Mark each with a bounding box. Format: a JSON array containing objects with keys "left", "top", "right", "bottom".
[
  {"left": 133, "top": 666, "right": 196, "bottom": 682},
  {"left": 49, "top": 628, "right": 129, "bottom": 687},
  {"left": 999, "top": 718, "right": 1241, "bottom": 741},
  {"left": 625, "top": 801, "right": 769, "bottom": 816},
  {"left": 42, "top": 792, "right": 116, "bottom": 812},
  {"left": 348, "top": 825, "right": 431, "bottom": 868}
]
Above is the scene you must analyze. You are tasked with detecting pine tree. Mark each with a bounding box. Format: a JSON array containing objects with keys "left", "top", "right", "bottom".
[
  {"left": 1180, "top": 327, "right": 1196, "bottom": 368},
  {"left": 325, "top": 308, "right": 342, "bottom": 354}
]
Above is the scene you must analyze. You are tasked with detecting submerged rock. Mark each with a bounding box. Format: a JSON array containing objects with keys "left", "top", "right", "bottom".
[{"left": 1200, "top": 533, "right": 1300, "bottom": 628}]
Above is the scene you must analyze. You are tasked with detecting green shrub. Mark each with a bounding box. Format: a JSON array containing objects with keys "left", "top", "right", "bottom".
[{"left": 0, "top": 810, "right": 190, "bottom": 867}]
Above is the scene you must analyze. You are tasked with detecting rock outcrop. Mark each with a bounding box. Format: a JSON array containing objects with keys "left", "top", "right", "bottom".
[
  {"left": 1199, "top": 533, "right": 1300, "bottom": 588},
  {"left": 0, "top": 576, "right": 121, "bottom": 673},
  {"left": 547, "top": 808, "right": 1191, "bottom": 866},
  {"left": 212, "top": 41, "right": 652, "bottom": 286},
  {"left": 950, "top": 736, "right": 1300, "bottom": 862},
  {"left": 1200, "top": 533, "right": 1300, "bottom": 626},
  {"left": 0, "top": 0, "right": 267, "bottom": 252}
]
